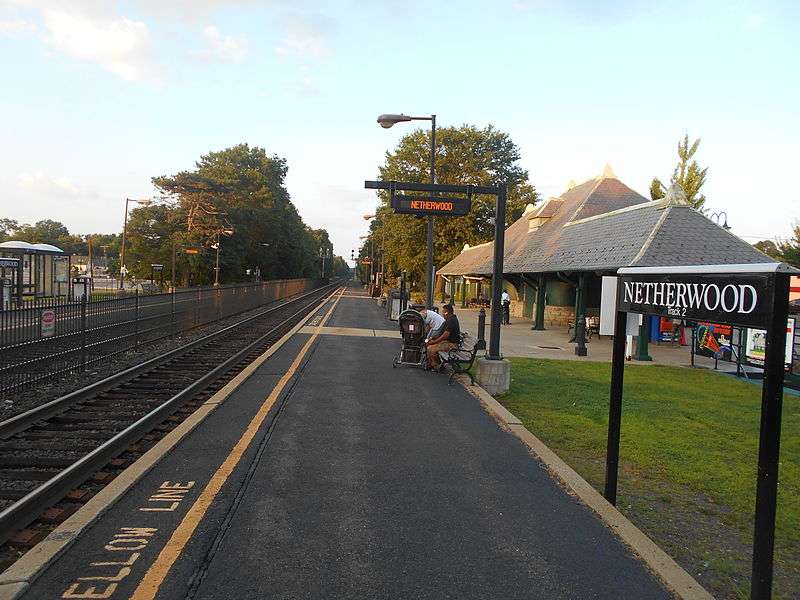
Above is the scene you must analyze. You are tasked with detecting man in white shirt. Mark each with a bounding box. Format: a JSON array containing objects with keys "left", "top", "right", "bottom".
[
  {"left": 501, "top": 290, "right": 511, "bottom": 325},
  {"left": 419, "top": 306, "right": 446, "bottom": 342}
]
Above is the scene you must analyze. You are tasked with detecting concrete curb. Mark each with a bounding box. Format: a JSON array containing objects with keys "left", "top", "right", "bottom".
[
  {"left": 0, "top": 291, "right": 337, "bottom": 600},
  {"left": 458, "top": 376, "right": 715, "bottom": 600}
]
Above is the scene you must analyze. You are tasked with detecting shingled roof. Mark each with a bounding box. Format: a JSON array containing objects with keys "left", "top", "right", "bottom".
[{"left": 438, "top": 169, "right": 774, "bottom": 276}]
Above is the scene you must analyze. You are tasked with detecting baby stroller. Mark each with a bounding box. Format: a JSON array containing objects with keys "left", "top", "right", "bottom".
[{"left": 393, "top": 309, "right": 428, "bottom": 368}]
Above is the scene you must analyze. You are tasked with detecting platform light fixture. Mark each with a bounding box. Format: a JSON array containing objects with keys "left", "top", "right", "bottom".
[{"left": 376, "top": 111, "right": 436, "bottom": 307}]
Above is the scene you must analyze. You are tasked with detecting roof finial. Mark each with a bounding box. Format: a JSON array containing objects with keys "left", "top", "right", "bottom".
[
  {"left": 599, "top": 163, "right": 616, "bottom": 180},
  {"left": 660, "top": 182, "right": 690, "bottom": 207},
  {"left": 565, "top": 179, "right": 577, "bottom": 191}
]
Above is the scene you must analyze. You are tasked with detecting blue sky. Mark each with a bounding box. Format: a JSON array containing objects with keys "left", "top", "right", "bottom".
[{"left": 1, "top": 0, "right": 797, "bottom": 261}]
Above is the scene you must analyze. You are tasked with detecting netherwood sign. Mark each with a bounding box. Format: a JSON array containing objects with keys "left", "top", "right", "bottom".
[
  {"left": 617, "top": 274, "right": 772, "bottom": 328},
  {"left": 391, "top": 194, "right": 471, "bottom": 217}
]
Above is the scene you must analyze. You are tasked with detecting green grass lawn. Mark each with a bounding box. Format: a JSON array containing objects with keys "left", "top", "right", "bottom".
[{"left": 498, "top": 358, "right": 799, "bottom": 599}]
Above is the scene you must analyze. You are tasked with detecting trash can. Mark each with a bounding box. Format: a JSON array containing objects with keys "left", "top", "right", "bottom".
[{"left": 386, "top": 288, "right": 409, "bottom": 321}]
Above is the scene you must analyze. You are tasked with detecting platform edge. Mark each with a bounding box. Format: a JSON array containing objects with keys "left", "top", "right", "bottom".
[{"left": 458, "top": 376, "right": 714, "bottom": 600}]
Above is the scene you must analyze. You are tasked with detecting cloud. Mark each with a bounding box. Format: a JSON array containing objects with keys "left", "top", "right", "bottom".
[
  {"left": 16, "top": 171, "right": 94, "bottom": 197},
  {"left": 0, "top": 19, "right": 37, "bottom": 34},
  {"left": 275, "top": 15, "right": 330, "bottom": 59},
  {"left": 194, "top": 25, "right": 247, "bottom": 61},
  {"left": 39, "top": 9, "right": 160, "bottom": 82}
]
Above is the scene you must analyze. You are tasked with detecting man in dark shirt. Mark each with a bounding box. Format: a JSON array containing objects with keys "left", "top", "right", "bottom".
[{"left": 426, "top": 304, "right": 461, "bottom": 371}]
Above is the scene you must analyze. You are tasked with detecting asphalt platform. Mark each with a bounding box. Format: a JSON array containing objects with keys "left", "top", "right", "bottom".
[{"left": 16, "top": 283, "right": 673, "bottom": 600}]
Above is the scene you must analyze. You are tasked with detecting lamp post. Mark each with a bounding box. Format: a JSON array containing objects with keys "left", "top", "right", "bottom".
[
  {"left": 377, "top": 112, "right": 436, "bottom": 307},
  {"left": 119, "top": 197, "right": 154, "bottom": 289},
  {"left": 213, "top": 228, "right": 235, "bottom": 286},
  {"left": 710, "top": 211, "right": 731, "bottom": 230}
]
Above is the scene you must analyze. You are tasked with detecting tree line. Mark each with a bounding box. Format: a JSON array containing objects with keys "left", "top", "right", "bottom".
[{"left": 1, "top": 144, "right": 350, "bottom": 286}]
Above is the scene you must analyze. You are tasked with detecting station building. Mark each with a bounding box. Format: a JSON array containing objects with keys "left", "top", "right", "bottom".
[
  {"left": 437, "top": 166, "right": 773, "bottom": 329},
  {"left": 0, "top": 240, "right": 71, "bottom": 300}
]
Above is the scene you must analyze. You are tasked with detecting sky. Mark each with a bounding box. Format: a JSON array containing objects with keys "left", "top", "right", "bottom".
[{"left": 0, "top": 0, "right": 798, "bottom": 263}]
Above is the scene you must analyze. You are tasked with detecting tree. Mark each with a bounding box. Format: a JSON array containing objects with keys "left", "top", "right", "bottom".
[
  {"left": 369, "top": 124, "right": 537, "bottom": 291},
  {"left": 0, "top": 218, "right": 18, "bottom": 242},
  {"left": 151, "top": 143, "right": 327, "bottom": 284},
  {"left": 9, "top": 219, "right": 88, "bottom": 253},
  {"left": 649, "top": 177, "right": 665, "bottom": 201},
  {"left": 753, "top": 240, "right": 782, "bottom": 260},
  {"left": 650, "top": 134, "right": 708, "bottom": 211},
  {"left": 778, "top": 223, "right": 800, "bottom": 267}
]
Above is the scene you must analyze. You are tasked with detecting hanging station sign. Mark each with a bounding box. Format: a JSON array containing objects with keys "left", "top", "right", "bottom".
[
  {"left": 391, "top": 194, "right": 471, "bottom": 217},
  {"left": 617, "top": 273, "right": 771, "bottom": 329}
]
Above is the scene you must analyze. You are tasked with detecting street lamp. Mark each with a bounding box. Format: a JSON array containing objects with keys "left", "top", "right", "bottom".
[
  {"left": 377, "top": 112, "right": 436, "bottom": 308},
  {"left": 710, "top": 211, "right": 731, "bottom": 230},
  {"left": 213, "top": 228, "right": 235, "bottom": 286},
  {"left": 119, "top": 197, "right": 154, "bottom": 289}
]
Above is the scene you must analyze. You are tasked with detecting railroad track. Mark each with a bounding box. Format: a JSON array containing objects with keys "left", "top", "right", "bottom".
[{"left": 0, "top": 282, "right": 339, "bottom": 564}]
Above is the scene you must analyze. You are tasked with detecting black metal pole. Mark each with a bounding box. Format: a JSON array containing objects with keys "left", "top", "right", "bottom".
[
  {"left": 751, "top": 273, "right": 790, "bottom": 600},
  {"left": 604, "top": 308, "right": 627, "bottom": 505},
  {"left": 487, "top": 185, "right": 507, "bottom": 360},
  {"left": 80, "top": 284, "right": 87, "bottom": 370},
  {"left": 134, "top": 288, "right": 140, "bottom": 349},
  {"left": 425, "top": 115, "right": 436, "bottom": 308},
  {"left": 400, "top": 271, "right": 407, "bottom": 312},
  {"left": 477, "top": 308, "right": 487, "bottom": 350},
  {"left": 575, "top": 272, "right": 587, "bottom": 356}
]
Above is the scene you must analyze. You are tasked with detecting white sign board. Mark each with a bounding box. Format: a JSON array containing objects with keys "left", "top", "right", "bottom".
[
  {"left": 600, "top": 276, "right": 643, "bottom": 336},
  {"left": 745, "top": 318, "right": 795, "bottom": 367},
  {"left": 41, "top": 309, "right": 55, "bottom": 337}
]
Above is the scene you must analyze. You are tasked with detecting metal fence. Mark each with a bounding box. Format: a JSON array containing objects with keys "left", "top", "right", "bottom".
[{"left": 0, "top": 278, "right": 319, "bottom": 396}]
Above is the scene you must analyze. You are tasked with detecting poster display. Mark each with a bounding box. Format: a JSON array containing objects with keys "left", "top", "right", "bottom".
[
  {"left": 695, "top": 322, "right": 734, "bottom": 361},
  {"left": 745, "top": 318, "right": 795, "bottom": 367},
  {"left": 54, "top": 257, "right": 69, "bottom": 283}
]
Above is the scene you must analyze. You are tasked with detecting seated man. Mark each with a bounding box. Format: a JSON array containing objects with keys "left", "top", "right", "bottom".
[
  {"left": 426, "top": 304, "right": 461, "bottom": 371},
  {"left": 418, "top": 305, "right": 446, "bottom": 343}
]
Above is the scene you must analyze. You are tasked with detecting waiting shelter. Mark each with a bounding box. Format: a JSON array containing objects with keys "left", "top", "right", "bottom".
[
  {"left": 0, "top": 240, "right": 71, "bottom": 301},
  {"left": 437, "top": 165, "right": 775, "bottom": 355}
]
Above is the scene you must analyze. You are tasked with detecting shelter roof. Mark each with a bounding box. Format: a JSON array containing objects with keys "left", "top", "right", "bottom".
[
  {"left": 0, "top": 240, "right": 66, "bottom": 254},
  {"left": 438, "top": 169, "right": 774, "bottom": 277}
]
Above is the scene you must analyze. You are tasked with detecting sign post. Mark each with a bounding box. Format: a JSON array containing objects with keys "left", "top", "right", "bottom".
[
  {"left": 365, "top": 179, "right": 507, "bottom": 361},
  {"left": 610, "top": 263, "right": 798, "bottom": 600}
]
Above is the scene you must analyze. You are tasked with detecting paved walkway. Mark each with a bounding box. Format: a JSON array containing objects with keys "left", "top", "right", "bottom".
[
  {"left": 455, "top": 307, "right": 757, "bottom": 374},
  {"left": 15, "top": 284, "right": 673, "bottom": 600}
]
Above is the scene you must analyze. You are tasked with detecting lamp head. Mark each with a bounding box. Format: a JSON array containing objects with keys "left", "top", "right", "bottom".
[{"left": 377, "top": 113, "right": 412, "bottom": 128}]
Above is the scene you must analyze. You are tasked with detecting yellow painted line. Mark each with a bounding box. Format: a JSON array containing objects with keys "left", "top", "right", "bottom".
[
  {"left": 297, "top": 326, "right": 401, "bottom": 338},
  {"left": 130, "top": 287, "right": 345, "bottom": 600}
]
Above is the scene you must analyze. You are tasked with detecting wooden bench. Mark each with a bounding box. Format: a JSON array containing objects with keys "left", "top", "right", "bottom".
[{"left": 439, "top": 333, "right": 483, "bottom": 385}]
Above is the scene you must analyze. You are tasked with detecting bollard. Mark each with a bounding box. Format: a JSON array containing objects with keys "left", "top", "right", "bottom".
[
  {"left": 476, "top": 308, "right": 487, "bottom": 350},
  {"left": 400, "top": 271, "right": 407, "bottom": 313}
]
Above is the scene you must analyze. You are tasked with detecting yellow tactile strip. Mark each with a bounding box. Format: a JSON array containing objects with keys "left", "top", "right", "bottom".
[{"left": 298, "top": 326, "right": 400, "bottom": 338}]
